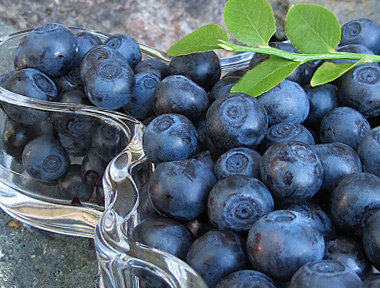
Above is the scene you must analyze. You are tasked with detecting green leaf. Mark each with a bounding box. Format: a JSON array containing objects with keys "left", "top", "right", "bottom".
[
  {"left": 311, "top": 57, "right": 368, "bottom": 86},
  {"left": 231, "top": 56, "right": 301, "bottom": 97},
  {"left": 166, "top": 24, "right": 229, "bottom": 56},
  {"left": 286, "top": 4, "right": 341, "bottom": 53},
  {"left": 224, "top": 0, "right": 276, "bottom": 46}
]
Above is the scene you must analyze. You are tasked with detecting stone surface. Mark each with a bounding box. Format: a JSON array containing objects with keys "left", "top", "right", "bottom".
[{"left": 0, "top": 1, "right": 378, "bottom": 288}]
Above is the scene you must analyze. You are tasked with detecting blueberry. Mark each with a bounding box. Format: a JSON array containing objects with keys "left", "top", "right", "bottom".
[
  {"left": 319, "top": 107, "right": 370, "bottom": 150},
  {"left": 83, "top": 57, "right": 135, "bottom": 110},
  {"left": 362, "top": 273, "right": 380, "bottom": 288},
  {"left": 260, "top": 141, "right": 323, "bottom": 204},
  {"left": 362, "top": 209, "right": 380, "bottom": 271},
  {"left": 52, "top": 112, "right": 98, "bottom": 139},
  {"left": 143, "top": 113, "right": 199, "bottom": 163},
  {"left": 209, "top": 76, "right": 240, "bottom": 102},
  {"left": 105, "top": 34, "right": 142, "bottom": 68},
  {"left": 285, "top": 201, "right": 334, "bottom": 237},
  {"left": 338, "top": 63, "right": 380, "bottom": 118},
  {"left": 257, "top": 80, "right": 309, "bottom": 126},
  {"left": 289, "top": 260, "right": 362, "bottom": 288},
  {"left": 169, "top": 51, "right": 221, "bottom": 91},
  {"left": 193, "top": 150, "right": 215, "bottom": 171},
  {"left": 311, "top": 142, "right": 362, "bottom": 193},
  {"left": 2, "top": 118, "right": 34, "bottom": 159},
  {"left": 186, "top": 229, "right": 248, "bottom": 288},
  {"left": 58, "top": 132, "right": 91, "bottom": 157},
  {"left": 247, "top": 210, "right": 325, "bottom": 282},
  {"left": 261, "top": 122, "right": 315, "bottom": 152},
  {"left": 215, "top": 269, "right": 279, "bottom": 288},
  {"left": 14, "top": 23, "right": 78, "bottom": 77},
  {"left": 132, "top": 216, "right": 193, "bottom": 260},
  {"left": 76, "top": 31, "right": 103, "bottom": 62},
  {"left": 207, "top": 175, "right": 274, "bottom": 233},
  {"left": 92, "top": 122, "right": 128, "bottom": 162},
  {"left": 5, "top": 68, "right": 59, "bottom": 101},
  {"left": 357, "top": 126, "right": 380, "bottom": 177},
  {"left": 58, "top": 164, "right": 93, "bottom": 202},
  {"left": 153, "top": 75, "right": 209, "bottom": 123},
  {"left": 148, "top": 158, "right": 216, "bottom": 221},
  {"left": 80, "top": 45, "right": 125, "bottom": 81},
  {"left": 137, "top": 182, "right": 159, "bottom": 220},
  {"left": 205, "top": 93, "right": 268, "bottom": 155},
  {"left": 339, "top": 18, "right": 380, "bottom": 54},
  {"left": 213, "top": 147, "right": 262, "bottom": 180},
  {"left": 60, "top": 89, "right": 90, "bottom": 105},
  {"left": 53, "top": 66, "right": 83, "bottom": 94},
  {"left": 304, "top": 84, "right": 339, "bottom": 127},
  {"left": 330, "top": 172, "right": 380, "bottom": 234},
  {"left": 81, "top": 149, "right": 107, "bottom": 188},
  {"left": 22, "top": 135, "right": 70, "bottom": 181},
  {"left": 324, "top": 236, "right": 371, "bottom": 277},
  {"left": 123, "top": 71, "right": 160, "bottom": 120},
  {"left": 133, "top": 58, "right": 169, "bottom": 79}
]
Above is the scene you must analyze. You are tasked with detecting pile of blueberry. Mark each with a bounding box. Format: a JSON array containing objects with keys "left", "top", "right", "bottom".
[{"left": 0, "top": 20, "right": 379, "bottom": 287}]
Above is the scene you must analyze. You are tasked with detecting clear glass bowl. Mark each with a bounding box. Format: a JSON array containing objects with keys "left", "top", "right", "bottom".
[{"left": 0, "top": 27, "right": 254, "bottom": 287}]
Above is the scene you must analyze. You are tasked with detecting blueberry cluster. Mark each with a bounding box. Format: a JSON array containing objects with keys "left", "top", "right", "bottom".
[
  {"left": 134, "top": 19, "right": 380, "bottom": 287},
  {"left": 0, "top": 20, "right": 379, "bottom": 287}
]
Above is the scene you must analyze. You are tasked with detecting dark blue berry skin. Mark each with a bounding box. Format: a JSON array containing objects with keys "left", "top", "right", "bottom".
[
  {"left": 137, "top": 183, "right": 159, "bottom": 220},
  {"left": 333, "top": 44, "right": 374, "bottom": 64},
  {"left": 52, "top": 113, "right": 98, "bottom": 140},
  {"left": 215, "top": 269, "right": 279, "bottom": 288},
  {"left": 330, "top": 173, "right": 380, "bottom": 234},
  {"left": 5, "top": 68, "right": 59, "bottom": 101},
  {"left": 247, "top": 210, "right": 325, "bottom": 282},
  {"left": 58, "top": 164, "right": 93, "bottom": 202},
  {"left": 319, "top": 107, "right": 371, "bottom": 150},
  {"left": 207, "top": 175, "right": 274, "bottom": 233},
  {"left": 81, "top": 149, "right": 107, "bottom": 188},
  {"left": 58, "top": 132, "right": 91, "bottom": 157},
  {"left": 285, "top": 201, "right": 334, "bottom": 237},
  {"left": 79, "top": 45, "right": 125, "bottom": 81},
  {"left": 289, "top": 260, "right": 362, "bottom": 288},
  {"left": 92, "top": 122, "right": 128, "bottom": 162},
  {"left": 154, "top": 75, "right": 209, "bottom": 123},
  {"left": 60, "top": 89, "right": 90, "bottom": 105},
  {"left": 338, "top": 63, "right": 380, "bottom": 118},
  {"left": 143, "top": 113, "right": 199, "bottom": 163},
  {"left": 193, "top": 150, "right": 215, "bottom": 171},
  {"left": 304, "top": 84, "right": 338, "bottom": 127},
  {"left": 363, "top": 209, "right": 380, "bottom": 271},
  {"left": 123, "top": 71, "right": 160, "bottom": 120},
  {"left": 362, "top": 273, "right": 380, "bottom": 288},
  {"left": 22, "top": 135, "right": 70, "bottom": 181},
  {"left": 132, "top": 216, "right": 193, "bottom": 260},
  {"left": 324, "top": 236, "right": 371, "bottom": 277},
  {"left": 133, "top": 58, "right": 169, "bottom": 79},
  {"left": 209, "top": 76, "right": 240, "bottom": 102},
  {"left": 2, "top": 118, "right": 34, "bottom": 159},
  {"left": 260, "top": 141, "right": 323, "bottom": 204},
  {"left": 0, "top": 71, "right": 17, "bottom": 88},
  {"left": 105, "top": 34, "right": 142, "bottom": 69},
  {"left": 261, "top": 122, "right": 315, "bottom": 152},
  {"left": 83, "top": 57, "right": 135, "bottom": 110},
  {"left": 168, "top": 51, "right": 221, "bottom": 91},
  {"left": 14, "top": 23, "right": 78, "bottom": 77},
  {"left": 339, "top": 18, "right": 380, "bottom": 54},
  {"left": 54, "top": 66, "right": 83, "bottom": 94},
  {"left": 311, "top": 142, "right": 362, "bottom": 193},
  {"left": 148, "top": 158, "right": 216, "bottom": 221},
  {"left": 75, "top": 31, "right": 103, "bottom": 62},
  {"left": 358, "top": 126, "right": 380, "bottom": 177},
  {"left": 205, "top": 93, "right": 268, "bottom": 156},
  {"left": 185, "top": 214, "right": 214, "bottom": 239},
  {"left": 213, "top": 147, "right": 262, "bottom": 180},
  {"left": 257, "top": 80, "right": 309, "bottom": 126},
  {"left": 186, "top": 229, "right": 249, "bottom": 288}
]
